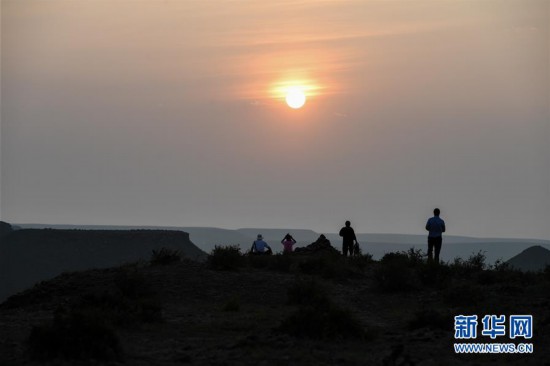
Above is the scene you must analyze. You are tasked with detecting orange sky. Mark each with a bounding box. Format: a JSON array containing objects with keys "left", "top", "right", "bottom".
[{"left": 2, "top": 0, "right": 549, "bottom": 238}]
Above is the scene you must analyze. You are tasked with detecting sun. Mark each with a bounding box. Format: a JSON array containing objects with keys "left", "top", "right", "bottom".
[{"left": 285, "top": 87, "right": 306, "bottom": 109}]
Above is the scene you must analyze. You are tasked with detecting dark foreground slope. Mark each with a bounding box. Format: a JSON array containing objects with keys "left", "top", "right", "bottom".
[
  {"left": 1, "top": 251, "right": 549, "bottom": 366},
  {"left": 0, "top": 229, "right": 206, "bottom": 302}
]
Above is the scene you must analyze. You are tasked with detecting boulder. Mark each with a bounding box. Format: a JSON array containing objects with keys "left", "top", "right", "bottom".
[{"left": 294, "top": 235, "right": 340, "bottom": 255}]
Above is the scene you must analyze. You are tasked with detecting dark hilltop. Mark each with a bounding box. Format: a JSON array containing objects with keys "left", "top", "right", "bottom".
[{"left": 1, "top": 231, "right": 549, "bottom": 365}]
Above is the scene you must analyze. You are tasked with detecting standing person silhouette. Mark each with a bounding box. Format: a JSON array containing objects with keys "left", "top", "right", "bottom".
[
  {"left": 425, "top": 208, "right": 446, "bottom": 264},
  {"left": 339, "top": 220, "right": 358, "bottom": 257}
]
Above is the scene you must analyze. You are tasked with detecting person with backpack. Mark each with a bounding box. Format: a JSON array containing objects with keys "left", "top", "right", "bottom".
[
  {"left": 339, "top": 220, "right": 359, "bottom": 257},
  {"left": 425, "top": 208, "right": 446, "bottom": 263},
  {"left": 281, "top": 233, "right": 297, "bottom": 254},
  {"left": 250, "top": 234, "right": 273, "bottom": 255}
]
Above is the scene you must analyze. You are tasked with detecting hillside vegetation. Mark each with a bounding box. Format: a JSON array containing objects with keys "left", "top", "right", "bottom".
[{"left": 1, "top": 247, "right": 549, "bottom": 365}]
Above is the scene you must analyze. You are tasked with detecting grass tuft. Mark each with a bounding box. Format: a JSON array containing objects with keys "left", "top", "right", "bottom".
[
  {"left": 298, "top": 253, "right": 352, "bottom": 280},
  {"left": 28, "top": 308, "right": 123, "bottom": 362},
  {"left": 223, "top": 297, "right": 241, "bottom": 312},
  {"left": 408, "top": 308, "right": 452, "bottom": 331},
  {"left": 286, "top": 278, "right": 331, "bottom": 308},
  {"left": 151, "top": 247, "right": 182, "bottom": 265},
  {"left": 280, "top": 278, "right": 372, "bottom": 340},
  {"left": 279, "top": 303, "right": 369, "bottom": 340},
  {"left": 27, "top": 268, "right": 162, "bottom": 361}
]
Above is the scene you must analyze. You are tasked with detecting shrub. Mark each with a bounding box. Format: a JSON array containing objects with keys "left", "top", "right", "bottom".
[
  {"left": 51, "top": 269, "right": 163, "bottom": 331},
  {"left": 282, "top": 276, "right": 372, "bottom": 340},
  {"left": 246, "top": 253, "right": 293, "bottom": 272},
  {"left": 497, "top": 284, "right": 525, "bottom": 296},
  {"left": 544, "top": 265, "right": 550, "bottom": 282},
  {"left": 117, "top": 270, "right": 162, "bottom": 322},
  {"left": 442, "top": 283, "right": 486, "bottom": 308},
  {"left": 450, "top": 257, "right": 464, "bottom": 267},
  {"left": 137, "top": 297, "right": 163, "bottom": 323},
  {"left": 298, "top": 253, "right": 351, "bottom": 280},
  {"left": 114, "top": 269, "right": 156, "bottom": 299},
  {"left": 75, "top": 282, "right": 162, "bottom": 326},
  {"left": 374, "top": 266, "right": 415, "bottom": 292},
  {"left": 27, "top": 267, "right": 162, "bottom": 362},
  {"left": 279, "top": 303, "right": 366, "bottom": 340},
  {"left": 472, "top": 259, "right": 525, "bottom": 285},
  {"left": 348, "top": 253, "right": 374, "bottom": 272},
  {"left": 269, "top": 253, "right": 293, "bottom": 272},
  {"left": 380, "top": 248, "right": 425, "bottom": 267},
  {"left": 492, "top": 259, "right": 512, "bottom": 272},
  {"left": 405, "top": 247, "right": 425, "bottom": 266},
  {"left": 151, "top": 247, "right": 182, "bottom": 265},
  {"left": 417, "top": 262, "right": 452, "bottom": 288},
  {"left": 466, "top": 251, "right": 487, "bottom": 271},
  {"left": 374, "top": 254, "right": 417, "bottom": 292},
  {"left": 449, "top": 252, "right": 487, "bottom": 278},
  {"left": 208, "top": 245, "right": 245, "bottom": 270},
  {"left": 223, "top": 297, "right": 241, "bottom": 312},
  {"left": 248, "top": 253, "right": 272, "bottom": 269},
  {"left": 475, "top": 268, "right": 523, "bottom": 286},
  {"left": 408, "top": 308, "right": 452, "bottom": 331},
  {"left": 380, "top": 252, "right": 410, "bottom": 266},
  {"left": 476, "top": 270, "right": 500, "bottom": 286},
  {"left": 28, "top": 309, "right": 122, "bottom": 362},
  {"left": 448, "top": 257, "right": 467, "bottom": 277},
  {"left": 286, "top": 278, "right": 331, "bottom": 308},
  {"left": 77, "top": 291, "right": 134, "bottom": 326}
]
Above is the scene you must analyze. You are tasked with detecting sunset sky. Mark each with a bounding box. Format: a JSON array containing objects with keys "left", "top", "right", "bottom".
[{"left": 1, "top": 0, "right": 548, "bottom": 239}]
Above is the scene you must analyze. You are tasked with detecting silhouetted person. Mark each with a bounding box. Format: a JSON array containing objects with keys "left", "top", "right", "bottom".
[
  {"left": 251, "top": 234, "right": 272, "bottom": 255},
  {"left": 339, "top": 220, "right": 358, "bottom": 257},
  {"left": 281, "top": 233, "right": 296, "bottom": 254},
  {"left": 425, "top": 208, "right": 446, "bottom": 263}
]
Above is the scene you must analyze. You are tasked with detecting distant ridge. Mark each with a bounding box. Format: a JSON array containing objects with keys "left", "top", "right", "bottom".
[
  {"left": 11, "top": 223, "right": 550, "bottom": 264},
  {"left": 15, "top": 223, "right": 550, "bottom": 245},
  {"left": 0, "top": 228, "right": 206, "bottom": 302},
  {"left": 506, "top": 245, "right": 550, "bottom": 272}
]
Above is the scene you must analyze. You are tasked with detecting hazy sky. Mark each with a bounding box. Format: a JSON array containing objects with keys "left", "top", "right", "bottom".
[{"left": 1, "top": 0, "right": 549, "bottom": 239}]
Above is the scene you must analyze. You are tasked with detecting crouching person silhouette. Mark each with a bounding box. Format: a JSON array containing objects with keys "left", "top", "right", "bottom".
[{"left": 250, "top": 234, "right": 273, "bottom": 255}]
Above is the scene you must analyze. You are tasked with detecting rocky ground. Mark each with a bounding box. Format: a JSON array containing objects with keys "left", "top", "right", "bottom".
[{"left": 1, "top": 251, "right": 549, "bottom": 366}]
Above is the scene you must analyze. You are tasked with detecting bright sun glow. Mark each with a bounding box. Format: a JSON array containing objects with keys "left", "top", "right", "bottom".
[
  {"left": 270, "top": 80, "right": 320, "bottom": 109},
  {"left": 285, "top": 87, "right": 306, "bottom": 109}
]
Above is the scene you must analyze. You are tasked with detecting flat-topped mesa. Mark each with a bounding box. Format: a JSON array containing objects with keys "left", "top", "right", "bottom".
[
  {"left": 0, "top": 221, "right": 13, "bottom": 238},
  {"left": 0, "top": 228, "right": 207, "bottom": 303}
]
